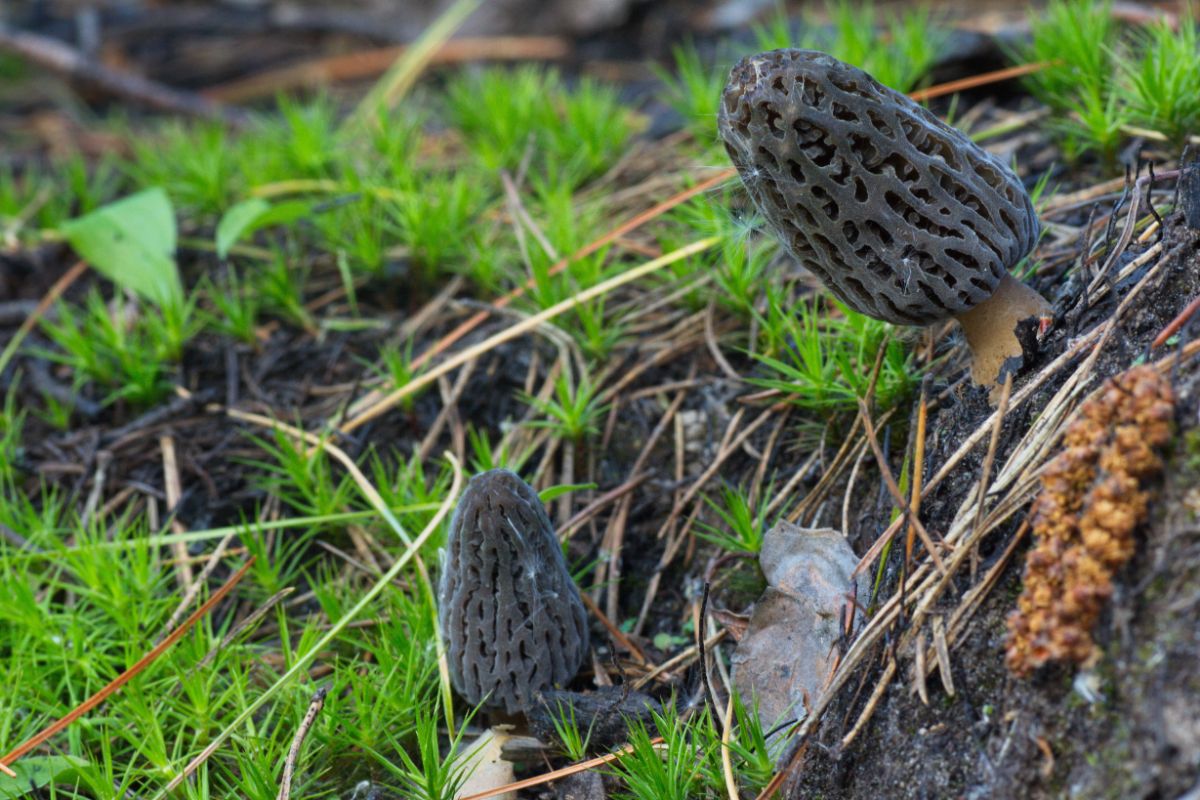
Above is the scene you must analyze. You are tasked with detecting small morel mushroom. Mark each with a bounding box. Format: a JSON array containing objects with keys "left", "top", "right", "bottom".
[
  {"left": 439, "top": 469, "right": 589, "bottom": 714},
  {"left": 718, "top": 49, "right": 1052, "bottom": 389}
]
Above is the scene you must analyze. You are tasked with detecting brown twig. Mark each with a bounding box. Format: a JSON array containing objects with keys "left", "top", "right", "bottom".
[
  {"left": 907, "top": 61, "right": 1057, "bottom": 103},
  {"left": 1087, "top": 168, "right": 1180, "bottom": 298},
  {"left": 0, "top": 25, "right": 246, "bottom": 125},
  {"left": 0, "top": 260, "right": 88, "bottom": 379},
  {"left": 1, "top": 559, "right": 255, "bottom": 766},
  {"left": 632, "top": 630, "right": 728, "bottom": 690},
  {"left": 459, "top": 737, "right": 665, "bottom": 800},
  {"left": 754, "top": 740, "right": 808, "bottom": 800},
  {"left": 914, "top": 520, "right": 1032, "bottom": 689},
  {"left": 652, "top": 404, "right": 782, "bottom": 542},
  {"left": 698, "top": 582, "right": 723, "bottom": 737},
  {"left": 705, "top": 301, "right": 741, "bottom": 381},
  {"left": 968, "top": 373, "right": 1013, "bottom": 553},
  {"left": 913, "top": 629, "right": 929, "bottom": 705},
  {"left": 857, "top": 398, "right": 946, "bottom": 575},
  {"left": 159, "top": 434, "right": 194, "bottom": 591},
  {"left": 156, "top": 530, "right": 239, "bottom": 645},
  {"left": 204, "top": 37, "right": 569, "bottom": 103},
  {"left": 558, "top": 472, "right": 651, "bottom": 540},
  {"left": 932, "top": 616, "right": 954, "bottom": 696},
  {"left": 634, "top": 503, "right": 703, "bottom": 635},
  {"left": 276, "top": 686, "right": 329, "bottom": 800},
  {"left": 1152, "top": 293, "right": 1200, "bottom": 349},
  {"left": 841, "top": 654, "right": 898, "bottom": 748},
  {"left": 578, "top": 590, "right": 648, "bottom": 666}
]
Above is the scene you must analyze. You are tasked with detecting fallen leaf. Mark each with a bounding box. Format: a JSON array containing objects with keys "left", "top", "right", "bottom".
[
  {"left": 61, "top": 187, "right": 181, "bottom": 309},
  {"left": 455, "top": 727, "right": 516, "bottom": 800},
  {"left": 0, "top": 755, "right": 89, "bottom": 799},
  {"left": 731, "top": 523, "right": 863, "bottom": 740}
]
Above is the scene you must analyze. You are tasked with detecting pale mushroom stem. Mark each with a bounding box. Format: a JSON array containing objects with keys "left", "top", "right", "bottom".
[{"left": 954, "top": 272, "right": 1053, "bottom": 391}]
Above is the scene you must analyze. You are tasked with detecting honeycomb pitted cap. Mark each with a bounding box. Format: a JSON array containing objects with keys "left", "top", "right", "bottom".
[
  {"left": 718, "top": 48, "right": 1039, "bottom": 326},
  {"left": 439, "top": 469, "right": 589, "bottom": 714}
]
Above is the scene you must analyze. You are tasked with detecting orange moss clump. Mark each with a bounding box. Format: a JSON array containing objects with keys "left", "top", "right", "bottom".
[{"left": 1006, "top": 365, "right": 1175, "bottom": 677}]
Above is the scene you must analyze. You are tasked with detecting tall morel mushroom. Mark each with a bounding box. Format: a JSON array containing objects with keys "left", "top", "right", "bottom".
[
  {"left": 718, "top": 49, "right": 1052, "bottom": 388},
  {"left": 439, "top": 469, "right": 589, "bottom": 714}
]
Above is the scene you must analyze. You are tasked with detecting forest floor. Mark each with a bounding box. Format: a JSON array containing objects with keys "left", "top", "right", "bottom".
[{"left": 2, "top": 1, "right": 1199, "bottom": 798}]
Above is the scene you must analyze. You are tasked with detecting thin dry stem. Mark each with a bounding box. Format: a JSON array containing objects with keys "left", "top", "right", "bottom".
[
  {"left": 1, "top": 560, "right": 255, "bottom": 766},
  {"left": 342, "top": 237, "right": 720, "bottom": 433},
  {"left": 276, "top": 686, "right": 328, "bottom": 800}
]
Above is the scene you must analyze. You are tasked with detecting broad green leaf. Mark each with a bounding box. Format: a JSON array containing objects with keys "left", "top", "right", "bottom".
[
  {"left": 215, "top": 197, "right": 269, "bottom": 259},
  {"left": 215, "top": 198, "right": 311, "bottom": 259},
  {"left": 61, "top": 187, "right": 181, "bottom": 309},
  {"left": 0, "top": 755, "right": 89, "bottom": 798}
]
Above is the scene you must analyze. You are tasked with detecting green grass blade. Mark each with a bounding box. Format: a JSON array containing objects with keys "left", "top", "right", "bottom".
[{"left": 346, "top": 0, "right": 482, "bottom": 131}]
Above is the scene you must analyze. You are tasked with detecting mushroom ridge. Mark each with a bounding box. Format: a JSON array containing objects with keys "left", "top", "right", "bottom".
[
  {"left": 439, "top": 469, "right": 590, "bottom": 714},
  {"left": 718, "top": 48, "right": 1039, "bottom": 326}
]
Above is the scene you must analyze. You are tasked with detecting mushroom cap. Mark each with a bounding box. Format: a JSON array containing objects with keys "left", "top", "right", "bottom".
[
  {"left": 718, "top": 49, "right": 1039, "bottom": 326},
  {"left": 439, "top": 469, "right": 589, "bottom": 714}
]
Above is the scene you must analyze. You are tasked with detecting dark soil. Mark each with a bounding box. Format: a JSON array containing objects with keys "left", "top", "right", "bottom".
[
  {"left": 4, "top": 3, "right": 1200, "bottom": 799},
  {"left": 789, "top": 218, "right": 1200, "bottom": 799}
]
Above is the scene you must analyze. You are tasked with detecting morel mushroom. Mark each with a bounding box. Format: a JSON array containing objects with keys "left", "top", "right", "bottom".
[
  {"left": 439, "top": 469, "right": 589, "bottom": 714},
  {"left": 718, "top": 49, "right": 1052, "bottom": 388}
]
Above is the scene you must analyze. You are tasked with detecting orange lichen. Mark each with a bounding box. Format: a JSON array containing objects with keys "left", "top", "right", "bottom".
[{"left": 1006, "top": 365, "right": 1175, "bottom": 677}]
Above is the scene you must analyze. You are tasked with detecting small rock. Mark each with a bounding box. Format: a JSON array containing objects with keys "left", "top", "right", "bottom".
[
  {"left": 732, "top": 523, "right": 863, "bottom": 739},
  {"left": 554, "top": 770, "right": 607, "bottom": 800}
]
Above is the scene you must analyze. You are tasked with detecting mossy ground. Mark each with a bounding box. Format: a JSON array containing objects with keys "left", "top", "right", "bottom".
[
  {"left": 792, "top": 220, "right": 1200, "bottom": 799},
  {"left": 1, "top": 2, "right": 1199, "bottom": 798}
]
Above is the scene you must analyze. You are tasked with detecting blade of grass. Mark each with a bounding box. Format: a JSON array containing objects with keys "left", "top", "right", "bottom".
[
  {"left": 344, "top": 0, "right": 482, "bottom": 131},
  {"left": 220, "top": 405, "right": 458, "bottom": 735},
  {"left": 5, "top": 506, "right": 442, "bottom": 563},
  {"left": 720, "top": 692, "right": 738, "bottom": 800},
  {"left": 857, "top": 396, "right": 946, "bottom": 576},
  {"left": 458, "top": 737, "right": 665, "bottom": 800}
]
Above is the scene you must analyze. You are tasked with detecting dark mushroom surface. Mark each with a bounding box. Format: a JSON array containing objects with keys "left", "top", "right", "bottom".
[
  {"left": 719, "top": 48, "right": 1040, "bottom": 326},
  {"left": 439, "top": 469, "right": 590, "bottom": 714},
  {"left": 719, "top": 49, "right": 1052, "bottom": 389}
]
